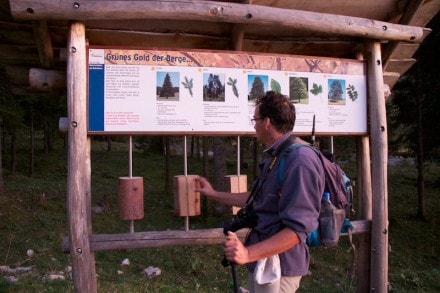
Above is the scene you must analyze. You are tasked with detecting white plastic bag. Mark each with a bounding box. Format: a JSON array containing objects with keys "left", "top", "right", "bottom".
[{"left": 253, "top": 254, "right": 281, "bottom": 292}]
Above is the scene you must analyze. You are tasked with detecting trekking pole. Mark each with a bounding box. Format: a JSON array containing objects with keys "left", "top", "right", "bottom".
[
  {"left": 231, "top": 263, "right": 239, "bottom": 293},
  {"left": 222, "top": 256, "right": 239, "bottom": 293}
]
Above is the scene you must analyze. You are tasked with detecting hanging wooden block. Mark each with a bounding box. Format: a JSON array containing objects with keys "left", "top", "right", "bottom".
[
  {"left": 118, "top": 177, "right": 144, "bottom": 220},
  {"left": 224, "top": 175, "right": 247, "bottom": 215},
  {"left": 173, "top": 175, "right": 200, "bottom": 217}
]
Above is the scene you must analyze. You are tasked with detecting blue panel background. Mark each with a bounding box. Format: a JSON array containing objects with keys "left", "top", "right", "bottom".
[{"left": 88, "top": 65, "right": 105, "bottom": 131}]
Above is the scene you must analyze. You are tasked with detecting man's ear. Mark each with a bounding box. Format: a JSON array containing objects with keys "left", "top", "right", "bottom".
[{"left": 264, "top": 117, "right": 271, "bottom": 129}]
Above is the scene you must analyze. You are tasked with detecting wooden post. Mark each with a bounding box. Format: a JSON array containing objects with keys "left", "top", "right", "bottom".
[
  {"left": 355, "top": 51, "right": 373, "bottom": 292},
  {"left": 356, "top": 136, "right": 372, "bottom": 221},
  {"left": 365, "top": 40, "right": 389, "bottom": 292},
  {"left": 85, "top": 138, "right": 97, "bottom": 292},
  {"left": 67, "top": 21, "right": 97, "bottom": 292},
  {"left": 356, "top": 136, "right": 372, "bottom": 292}
]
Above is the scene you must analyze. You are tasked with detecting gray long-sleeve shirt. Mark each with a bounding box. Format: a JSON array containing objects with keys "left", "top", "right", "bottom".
[{"left": 246, "top": 133, "right": 324, "bottom": 276}]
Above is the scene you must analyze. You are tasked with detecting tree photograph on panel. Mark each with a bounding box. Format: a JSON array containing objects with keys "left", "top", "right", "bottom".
[
  {"left": 203, "top": 73, "right": 225, "bottom": 102},
  {"left": 157, "top": 71, "right": 180, "bottom": 101},
  {"left": 248, "top": 75, "right": 268, "bottom": 101},
  {"left": 289, "top": 77, "right": 309, "bottom": 104},
  {"left": 328, "top": 78, "right": 346, "bottom": 105}
]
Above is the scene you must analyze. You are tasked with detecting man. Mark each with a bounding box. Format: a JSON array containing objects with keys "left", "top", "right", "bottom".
[{"left": 196, "top": 91, "right": 324, "bottom": 292}]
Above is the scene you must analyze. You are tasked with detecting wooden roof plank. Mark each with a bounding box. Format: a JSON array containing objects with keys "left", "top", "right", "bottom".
[
  {"left": 386, "top": 58, "right": 417, "bottom": 75},
  {"left": 32, "top": 20, "right": 54, "bottom": 68},
  {"left": 388, "top": 43, "right": 420, "bottom": 59},
  {"left": 9, "top": 0, "right": 424, "bottom": 42},
  {"left": 383, "top": 71, "right": 401, "bottom": 89}
]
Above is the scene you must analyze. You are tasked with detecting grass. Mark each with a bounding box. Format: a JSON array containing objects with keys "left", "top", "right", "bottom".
[{"left": 0, "top": 135, "right": 439, "bottom": 292}]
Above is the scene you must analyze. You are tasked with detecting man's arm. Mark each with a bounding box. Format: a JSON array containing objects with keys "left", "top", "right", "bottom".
[
  {"left": 195, "top": 176, "right": 250, "bottom": 207},
  {"left": 224, "top": 228, "right": 300, "bottom": 265}
]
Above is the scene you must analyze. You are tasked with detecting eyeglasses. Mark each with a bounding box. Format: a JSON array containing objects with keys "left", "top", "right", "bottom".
[{"left": 250, "top": 117, "right": 264, "bottom": 124}]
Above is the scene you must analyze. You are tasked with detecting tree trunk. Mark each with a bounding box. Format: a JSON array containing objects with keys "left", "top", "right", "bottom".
[
  {"left": 201, "top": 137, "right": 211, "bottom": 216},
  {"left": 239, "top": 137, "right": 245, "bottom": 169},
  {"left": 29, "top": 107, "right": 35, "bottom": 175},
  {"left": 252, "top": 138, "right": 259, "bottom": 181},
  {"left": 165, "top": 136, "right": 171, "bottom": 192},
  {"left": 10, "top": 131, "right": 17, "bottom": 173},
  {"left": 416, "top": 60, "right": 426, "bottom": 220},
  {"left": 106, "top": 136, "right": 112, "bottom": 151},
  {"left": 213, "top": 137, "right": 228, "bottom": 215},
  {"left": 190, "top": 136, "right": 195, "bottom": 157},
  {"left": 202, "top": 137, "right": 210, "bottom": 179},
  {"left": 44, "top": 122, "right": 48, "bottom": 153},
  {"left": 44, "top": 118, "right": 53, "bottom": 153},
  {"left": 1, "top": 123, "right": 5, "bottom": 158},
  {"left": 0, "top": 117, "right": 4, "bottom": 196},
  {"left": 196, "top": 136, "right": 200, "bottom": 160}
]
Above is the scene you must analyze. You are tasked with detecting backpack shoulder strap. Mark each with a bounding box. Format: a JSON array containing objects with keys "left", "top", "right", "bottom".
[{"left": 278, "top": 143, "right": 317, "bottom": 183}]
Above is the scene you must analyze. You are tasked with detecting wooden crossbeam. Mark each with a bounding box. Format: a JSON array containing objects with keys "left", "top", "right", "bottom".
[{"left": 62, "top": 221, "right": 371, "bottom": 253}]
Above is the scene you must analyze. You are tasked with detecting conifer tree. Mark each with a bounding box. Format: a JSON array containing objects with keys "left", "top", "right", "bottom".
[
  {"left": 160, "top": 73, "right": 174, "bottom": 98},
  {"left": 249, "top": 76, "right": 265, "bottom": 100}
]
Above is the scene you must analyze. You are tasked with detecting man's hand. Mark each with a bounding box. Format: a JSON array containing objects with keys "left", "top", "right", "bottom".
[
  {"left": 195, "top": 176, "right": 249, "bottom": 207},
  {"left": 224, "top": 231, "right": 250, "bottom": 265},
  {"left": 195, "top": 176, "right": 215, "bottom": 197}
]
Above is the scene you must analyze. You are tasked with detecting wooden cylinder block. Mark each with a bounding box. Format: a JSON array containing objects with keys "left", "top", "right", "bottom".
[
  {"left": 118, "top": 177, "right": 144, "bottom": 220},
  {"left": 173, "top": 175, "right": 200, "bottom": 217},
  {"left": 29, "top": 68, "right": 66, "bottom": 91},
  {"left": 224, "top": 175, "right": 247, "bottom": 215}
]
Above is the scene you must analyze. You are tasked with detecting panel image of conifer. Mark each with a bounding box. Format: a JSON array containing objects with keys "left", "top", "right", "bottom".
[
  {"left": 203, "top": 73, "right": 225, "bottom": 102},
  {"left": 157, "top": 72, "right": 180, "bottom": 101},
  {"left": 248, "top": 75, "right": 268, "bottom": 101}
]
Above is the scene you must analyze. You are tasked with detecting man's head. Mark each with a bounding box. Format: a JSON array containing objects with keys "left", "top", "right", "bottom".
[{"left": 254, "top": 91, "right": 296, "bottom": 134}]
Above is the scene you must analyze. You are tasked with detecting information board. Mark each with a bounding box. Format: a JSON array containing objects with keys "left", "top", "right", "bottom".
[{"left": 88, "top": 47, "right": 367, "bottom": 135}]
